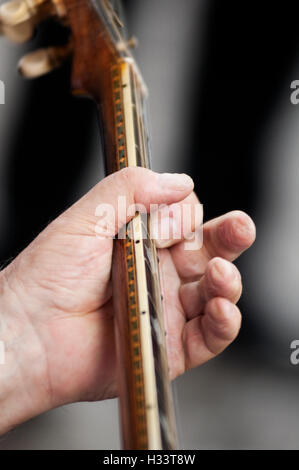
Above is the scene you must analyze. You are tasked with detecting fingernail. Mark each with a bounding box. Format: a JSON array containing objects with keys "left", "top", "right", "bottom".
[
  {"left": 211, "top": 259, "right": 239, "bottom": 286},
  {"left": 233, "top": 217, "right": 256, "bottom": 243},
  {"left": 158, "top": 173, "right": 194, "bottom": 191}
]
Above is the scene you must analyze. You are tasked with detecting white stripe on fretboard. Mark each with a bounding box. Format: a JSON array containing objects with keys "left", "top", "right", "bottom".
[{"left": 120, "top": 60, "right": 162, "bottom": 450}]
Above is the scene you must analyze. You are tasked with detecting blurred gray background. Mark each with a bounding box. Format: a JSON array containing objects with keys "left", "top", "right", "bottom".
[{"left": 0, "top": 0, "right": 299, "bottom": 449}]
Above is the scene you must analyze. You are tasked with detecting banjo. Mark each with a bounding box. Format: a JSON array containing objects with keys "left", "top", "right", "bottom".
[{"left": 0, "top": 0, "right": 178, "bottom": 449}]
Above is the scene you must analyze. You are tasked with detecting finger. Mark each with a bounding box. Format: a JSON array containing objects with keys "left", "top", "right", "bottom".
[
  {"left": 170, "top": 210, "right": 256, "bottom": 282},
  {"left": 183, "top": 297, "right": 241, "bottom": 371},
  {"left": 55, "top": 167, "right": 194, "bottom": 237},
  {"left": 180, "top": 257, "right": 242, "bottom": 319},
  {"left": 202, "top": 210, "right": 256, "bottom": 261},
  {"left": 154, "top": 192, "right": 203, "bottom": 249},
  {"left": 16, "top": 169, "right": 193, "bottom": 311}
]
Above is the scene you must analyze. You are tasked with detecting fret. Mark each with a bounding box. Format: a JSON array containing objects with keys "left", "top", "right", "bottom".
[
  {"left": 124, "top": 227, "right": 148, "bottom": 448},
  {"left": 112, "top": 60, "right": 163, "bottom": 449},
  {"left": 110, "top": 58, "right": 177, "bottom": 449}
]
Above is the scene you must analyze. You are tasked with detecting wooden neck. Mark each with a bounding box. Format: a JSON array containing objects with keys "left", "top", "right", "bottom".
[
  {"left": 98, "top": 58, "right": 177, "bottom": 449},
  {"left": 47, "top": 0, "right": 177, "bottom": 450}
]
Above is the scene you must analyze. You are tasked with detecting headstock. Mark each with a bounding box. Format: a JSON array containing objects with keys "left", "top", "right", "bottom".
[{"left": 0, "top": 0, "right": 137, "bottom": 99}]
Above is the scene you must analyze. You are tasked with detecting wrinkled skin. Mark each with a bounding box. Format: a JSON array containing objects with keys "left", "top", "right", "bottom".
[{"left": 0, "top": 168, "right": 255, "bottom": 435}]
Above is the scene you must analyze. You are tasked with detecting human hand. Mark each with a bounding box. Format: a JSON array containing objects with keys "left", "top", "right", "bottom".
[{"left": 0, "top": 168, "right": 255, "bottom": 434}]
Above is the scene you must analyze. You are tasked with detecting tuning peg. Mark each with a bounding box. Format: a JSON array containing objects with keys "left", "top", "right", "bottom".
[
  {"left": 116, "top": 36, "right": 138, "bottom": 53},
  {"left": 0, "top": 0, "right": 30, "bottom": 26},
  {"left": 18, "top": 43, "right": 72, "bottom": 78},
  {"left": 0, "top": 20, "right": 34, "bottom": 42},
  {"left": 0, "top": 0, "right": 45, "bottom": 26},
  {"left": 127, "top": 36, "right": 138, "bottom": 49},
  {"left": 0, "top": 0, "right": 34, "bottom": 42},
  {"left": 0, "top": 0, "right": 65, "bottom": 42}
]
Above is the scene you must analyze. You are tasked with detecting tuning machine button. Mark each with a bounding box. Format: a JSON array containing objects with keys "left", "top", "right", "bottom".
[
  {"left": 0, "top": 0, "right": 32, "bottom": 26},
  {"left": 116, "top": 36, "right": 138, "bottom": 53},
  {"left": 0, "top": 0, "right": 66, "bottom": 42},
  {"left": 0, "top": 20, "right": 34, "bottom": 43},
  {"left": 18, "top": 43, "right": 72, "bottom": 78}
]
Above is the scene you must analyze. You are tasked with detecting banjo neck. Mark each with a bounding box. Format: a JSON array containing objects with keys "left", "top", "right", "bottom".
[
  {"left": 0, "top": 0, "right": 178, "bottom": 449},
  {"left": 73, "top": 1, "right": 178, "bottom": 449},
  {"left": 108, "top": 58, "right": 177, "bottom": 449}
]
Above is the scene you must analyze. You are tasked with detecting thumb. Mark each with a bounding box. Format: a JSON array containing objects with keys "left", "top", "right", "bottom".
[{"left": 59, "top": 167, "right": 194, "bottom": 237}]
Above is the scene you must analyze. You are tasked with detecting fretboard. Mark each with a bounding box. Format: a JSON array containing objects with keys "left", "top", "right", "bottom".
[{"left": 111, "top": 59, "right": 177, "bottom": 450}]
